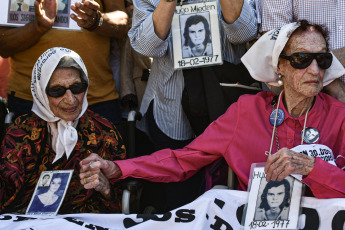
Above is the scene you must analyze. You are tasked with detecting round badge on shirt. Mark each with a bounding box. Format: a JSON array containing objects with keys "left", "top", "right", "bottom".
[
  {"left": 269, "top": 108, "right": 285, "bottom": 126},
  {"left": 302, "top": 127, "right": 319, "bottom": 144}
]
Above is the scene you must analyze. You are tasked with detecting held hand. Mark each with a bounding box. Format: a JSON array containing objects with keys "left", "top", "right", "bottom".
[
  {"left": 80, "top": 168, "right": 112, "bottom": 198},
  {"left": 80, "top": 153, "right": 122, "bottom": 180},
  {"left": 34, "top": 0, "right": 58, "bottom": 33},
  {"left": 265, "top": 147, "right": 315, "bottom": 182},
  {"left": 70, "top": 0, "right": 100, "bottom": 29}
]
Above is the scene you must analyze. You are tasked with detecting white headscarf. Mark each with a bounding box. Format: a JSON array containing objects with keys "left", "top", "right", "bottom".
[
  {"left": 241, "top": 22, "right": 345, "bottom": 86},
  {"left": 31, "top": 47, "right": 89, "bottom": 163}
]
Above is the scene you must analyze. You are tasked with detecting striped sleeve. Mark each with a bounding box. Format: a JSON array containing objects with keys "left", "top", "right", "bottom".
[
  {"left": 129, "top": 0, "right": 170, "bottom": 58},
  {"left": 220, "top": 0, "right": 258, "bottom": 44}
]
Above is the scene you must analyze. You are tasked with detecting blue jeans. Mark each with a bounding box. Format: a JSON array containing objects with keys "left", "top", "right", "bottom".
[{"left": 8, "top": 94, "right": 122, "bottom": 124}]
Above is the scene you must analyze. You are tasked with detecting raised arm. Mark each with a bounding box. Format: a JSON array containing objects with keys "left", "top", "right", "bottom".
[
  {"left": 220, "top": 0, "right": 257, "bottom": 44},
  {"left": 0, "top": 0, "right": 57, "bottom": 58},
  {"left": 71, "top": 0, "right": 129, "bottom": 38}
]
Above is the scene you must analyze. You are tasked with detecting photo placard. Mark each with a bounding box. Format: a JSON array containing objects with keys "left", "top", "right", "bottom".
[
  {"left": 0, "top": 0, "right": 80, "bottom": 30},
  {"left": 26, "top": 170, "right": 73, "bottom": 216},
  {"left": 243, "top": 166, "right": 303, "bottom": 230},
  {"left": 171, "top": 1, "right": 222, "bottom": 70}
]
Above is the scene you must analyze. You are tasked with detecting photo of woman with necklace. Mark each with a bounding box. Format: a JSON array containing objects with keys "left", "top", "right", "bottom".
[{"left": 27, "top": 173, "right": 68, "bottom": 214}]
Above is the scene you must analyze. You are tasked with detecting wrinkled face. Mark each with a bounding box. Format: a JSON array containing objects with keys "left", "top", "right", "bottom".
[
  {"left": 50, "top": 178, "right": 61, "bottom": 193},
  {"left": 47, "top": 67, "right": 85, "bottom": 121},
  {"left": 189, "top": 22, "right": 206, "bottom": 46},
  {"left": 267, "top": 185, "right": 285, "bottom": 209},
  {"left": 278, "top": 28, "right": 327, "bottom": 98}
]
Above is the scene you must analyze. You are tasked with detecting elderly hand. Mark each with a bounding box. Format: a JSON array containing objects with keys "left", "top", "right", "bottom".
[
  {"left": 80, "top": 167, "right": 112, "bottom": 198},
  {"left": 80, "top": 153, "right": 122, "bottom": 180},
  {"left": 265, "top": 147, "right": 315, "bottom": 182},
  {"left": 80, "top": 153, "right": 123, "bottom": 199},
  {"left": 71, "top": 0, "right": 100, "bottom": 29},
  {"left": 34, "top": 0, "right": 58, "bottom": 33}
]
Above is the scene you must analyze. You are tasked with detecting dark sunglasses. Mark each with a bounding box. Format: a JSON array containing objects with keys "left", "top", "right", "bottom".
[
  {"left": 46, "top": 82, "right": 88, "bottom": 98},
  {"left": 279, "top": 52, "right": 333, "bottom": 69}
]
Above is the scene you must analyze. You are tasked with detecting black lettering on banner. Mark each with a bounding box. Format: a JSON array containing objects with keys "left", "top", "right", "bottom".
[
  {"left": 236, "top": 204, "right": 245, "bottom": 225},
  {"left": 64, "top": 217, "right": 84, "bottom": 226},
  {"left": 123, "top": 212, "right": 172, "bottom": 228},
  {"left": 332, "top": 210, "right": 345, "bottom": 230},
  {"left": 84, "top": 223, "right": 109, "bottom": 230},
  {"left": 175, "top": 209, "right": 195, "bottom": 223},
  {"left": 299, "top": 207, "right": 320, "bottom": 230},
  {"left": 0, "top": 215, "right": 12, "bottom": 220},
  {"left": 13, "top": 216, "right": 37, "bottom": 222},
  {"left": 210, "top": 216, "right": 233, "bottom": 230}
]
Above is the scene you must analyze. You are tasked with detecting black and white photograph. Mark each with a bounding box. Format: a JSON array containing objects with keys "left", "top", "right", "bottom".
[
  {"left": 243, "top": 166, "right": 302, "bottom": 230},
  {"left": 38, "top": 173, "right": 53, "bottom": 187},
  {"left": 10, "top": 0, "right": 30, "bottom": 12},
  {"left": 171, "top": 1, "right": 222, "bottom": 69},
  {"left": 26, "top": 170, "right": 73, "bottom": 215},
  {"left": 180, "top": 12, "right": 213, "bottom": 59},
  {"left": 57, "top": 0, "right": 69, "bottom": 14},
  {"left": 254, "top": 178, "right": 293, "bottom": 221},
  {"left": 1, "top": 0, "right": 79, "bottom": 29}
]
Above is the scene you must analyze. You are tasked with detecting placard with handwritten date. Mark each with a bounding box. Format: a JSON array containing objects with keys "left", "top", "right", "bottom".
[
  {"left": 243, "top": 166, "right": 303, "bottom": 230},
  {"left": 171, "top": 1, "right": 222, "bottom": 70}
]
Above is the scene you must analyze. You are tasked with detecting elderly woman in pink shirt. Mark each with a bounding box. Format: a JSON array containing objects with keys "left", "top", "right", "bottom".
[{"left": 80, "top": 20, "right": 345, "bottom": 199}]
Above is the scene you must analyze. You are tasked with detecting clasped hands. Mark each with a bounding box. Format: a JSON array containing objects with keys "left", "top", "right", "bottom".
[
  {"left": 265, "top": 147, "right": 316, "bottom": 182},
  {"left": 79, "top": 153, "right": 122, "bottom": 198}
]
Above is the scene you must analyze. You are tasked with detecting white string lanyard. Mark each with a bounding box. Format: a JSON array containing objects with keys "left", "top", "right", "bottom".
[{"left": 265, "top": 90, "right": 312, "bottom": 156}]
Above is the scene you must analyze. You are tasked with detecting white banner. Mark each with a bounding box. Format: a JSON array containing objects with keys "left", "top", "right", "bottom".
[{"left": 1, "top": 189, "right": 345, "bottom": 230}]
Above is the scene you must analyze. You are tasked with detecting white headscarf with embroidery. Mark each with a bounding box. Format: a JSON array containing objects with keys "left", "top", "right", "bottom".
[{"left": 31, "top": 47, "right": 89, "bottom": 163}]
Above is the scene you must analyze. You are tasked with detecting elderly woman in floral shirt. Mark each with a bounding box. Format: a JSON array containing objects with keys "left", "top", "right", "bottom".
[{"left": 0, "top": 47, "right": 125, "bottom": 214}]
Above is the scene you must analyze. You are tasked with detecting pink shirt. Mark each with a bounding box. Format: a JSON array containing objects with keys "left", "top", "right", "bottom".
[{"left": 116, "top": 92, "right": 345, "bottom": 198}]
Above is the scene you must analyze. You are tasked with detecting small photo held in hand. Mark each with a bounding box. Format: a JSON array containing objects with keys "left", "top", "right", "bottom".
[
  {"left": 243, "top": 166, "right": 303, "bottom": 230},
  {"left": 26, "top": 170, "right": 73, "bottom": 216}
]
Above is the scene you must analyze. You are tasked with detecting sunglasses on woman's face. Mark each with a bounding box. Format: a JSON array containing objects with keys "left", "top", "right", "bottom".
[
  {"left": 46, "top": 82, "right": 88, "bottom": 98},
  {"left": 279, "top": 52, "right": 333, "bottom": 70}
]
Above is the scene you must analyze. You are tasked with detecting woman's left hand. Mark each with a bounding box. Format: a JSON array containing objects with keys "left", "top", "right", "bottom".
[
  {"left": 265, "top": 147, "right": 315, "bottom": 182},
  {"left": 70, "top": 0, "right": 100, "bottom": 29},
  {"left": 80, "top": 166, "right": 112, "bottom": 199}
]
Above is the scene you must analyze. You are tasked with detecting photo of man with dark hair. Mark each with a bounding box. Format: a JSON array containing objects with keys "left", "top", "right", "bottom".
[
  {"left": 181, "top": 13, "right": 212, "bottom": 58},
  {"left": 254, "top": 179, "right": 291, "bottom": 221},
  {"left": 39, "top": 174, "right": 51, "bottom": 187}
]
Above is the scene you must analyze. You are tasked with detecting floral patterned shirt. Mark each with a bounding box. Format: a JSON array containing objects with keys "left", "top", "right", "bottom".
[{"left": 0, "top": 109, "right": 126, "bottom": 214}]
